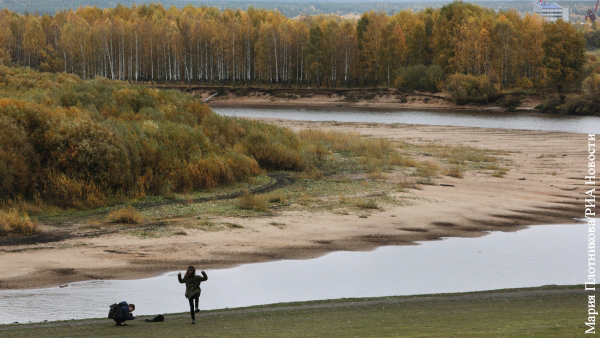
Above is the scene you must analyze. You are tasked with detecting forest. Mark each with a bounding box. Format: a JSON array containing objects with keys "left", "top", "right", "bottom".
[{"left": 0, "top": 2, "right": 598, "bottom": 91}]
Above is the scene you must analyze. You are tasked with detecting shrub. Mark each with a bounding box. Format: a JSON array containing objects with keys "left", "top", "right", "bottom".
[
  {"left": 0, "top": 67, "right": 328, "bottom": 209},
  {"left": 536, "top": 96, "right": 562, "bottom": 112},
  {"left": 237, "top": 192, "right": 268, "bottom": 212},
  {"left": 397, "top": 179, "right": 418, "bottom": 190},
  {"left": 422, "top": 65, "right": 445, "bottom": 92},
  {"left": 0, "top": 209, "right": 38, "bottom": 236},
  {"left": 44, "top": 172, "right": 107, "bottom": 209},
  {"left": 537, "top": 94, "right": 599, "bottom": 115},
  {"left": 395, "top": 65, "right": 444, "bottom": 92},
  {"left": 501, "top": 95, "right": 522, "bottom": 111},
  {"left": 266, "top": 191, "right": 289, "bottom": 205},
  {"left": 443, "top": 166, "right": 464, "bottom": 178},
  {"left": 582, "top": 73, "right": 600, "bottom": 101},
  {"left": 0, "top": 115, "right": 35, "bottom": 198},
  {"left": 353, "top": 198, "right": 380, "bottom": 210},
  {"left": 108, "top": 206, "right": 144, "bottom": 224},
  {"left": 396, "top": 65, "right": 428, "bottom": 90},
  {"left": 414, "top": 161, "right": 440, "bottom": 177},
  {"left": 235, "top": 87, "right": 250, "bottom": 96},
  {"left": 445, "top": 74, "right": 496, "bottom": 104}
]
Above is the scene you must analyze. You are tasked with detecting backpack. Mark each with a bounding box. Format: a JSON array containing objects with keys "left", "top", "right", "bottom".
[
  {"left": 145, "top": 315, "right": 165, "bottom": 322},
  {"left": 108, "top": 303, "right": 120, "bottom": 319}
]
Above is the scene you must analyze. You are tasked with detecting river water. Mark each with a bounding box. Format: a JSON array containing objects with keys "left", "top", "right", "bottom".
[
  {"left": 0, "top": 223, "right": 586, "bottom": 324},
  {"left": 212, "top": 107, "right": 600, "bottom": 134}
]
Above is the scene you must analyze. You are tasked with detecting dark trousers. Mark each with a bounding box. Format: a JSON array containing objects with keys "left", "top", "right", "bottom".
[{"left": 188, "top": 290, "right": 200, "bottom": 320}]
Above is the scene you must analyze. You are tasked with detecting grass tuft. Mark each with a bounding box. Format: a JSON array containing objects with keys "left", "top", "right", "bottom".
[
  {"left": 237, "top": 192, "right": 269, "bottom": 212},
  {"left": 108, "top": 206, "right": 144, "bottom": 224},
  {"left": 443, "top": 166, "right": 464, "bottom": 178},
  {"left": 397, "top": 179, "right": 418, "bottom": 191},
  {"left": 0, "top": 209, "right": 39, "bottom": 236},
  {"left": 353, "top": 198, "right": 380, "bottom": 210},
  {"left": 414, "top": 161, "right": 440, "bottom": 177}
]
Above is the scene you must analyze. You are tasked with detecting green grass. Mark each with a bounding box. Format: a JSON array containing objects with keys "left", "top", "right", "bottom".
[{"left": 0, "top": 286, "right": 585, "bottom": 337}]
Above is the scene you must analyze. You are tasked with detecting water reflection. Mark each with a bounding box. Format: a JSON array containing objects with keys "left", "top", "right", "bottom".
[
  {"left": 212, "top": 107, "right": 600, "bottom": 134},
  {"left": 0, "top": 224, "right": 585, "bottom": 324}
]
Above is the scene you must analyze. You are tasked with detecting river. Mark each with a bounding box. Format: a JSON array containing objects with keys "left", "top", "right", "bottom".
[
  {"left": 0, "top": 223, "right": 586, "bottom": 324},
  {"left": 212, "top": 106, "right": 599, "bottom": 134}
]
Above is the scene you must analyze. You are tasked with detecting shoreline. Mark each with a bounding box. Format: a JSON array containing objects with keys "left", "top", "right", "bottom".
[
  {"left": 0, "top": 285, "right": 584, "bottom": 337},
  {"left": 206, "top": 98, "right": 536, "bottom": 113},
  {"left": 0, "top": 121, "right": 584, "bottom": 290},
  {"left": 190, "top": 86, "right": 543, "bottom": 113}
]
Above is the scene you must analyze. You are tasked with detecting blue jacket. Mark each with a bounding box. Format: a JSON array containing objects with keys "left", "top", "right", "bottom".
[{"left": 116, "top": 301, "right": 135, "bottom": 321}]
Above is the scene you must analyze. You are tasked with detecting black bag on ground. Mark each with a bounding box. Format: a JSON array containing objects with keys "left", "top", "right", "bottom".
[
  {"left": 108, "top": 303, "right": 120, "bottom": 319},
  {"left": 145, "top": 315, "right": 165, "bottom": 322}
]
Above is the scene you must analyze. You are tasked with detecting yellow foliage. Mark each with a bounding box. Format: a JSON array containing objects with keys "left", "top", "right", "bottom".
[
  {"left": 237, "top": 192, "right": 269, "bottom": 212},
  {"left": 108, "top": 206, "right": 144, "bottom": 224},
  {"left": 0, "top": 209, "right": 38, "bottom": 236}
]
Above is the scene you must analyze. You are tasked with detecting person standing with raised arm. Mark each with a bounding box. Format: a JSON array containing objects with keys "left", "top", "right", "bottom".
[{"left": 178, "top": 266, "right": 208, "bottom": 324}]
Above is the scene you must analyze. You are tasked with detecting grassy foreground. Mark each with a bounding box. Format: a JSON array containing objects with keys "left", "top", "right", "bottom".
[{"left": 0, "top": 286, "right": 586, "bottom": 337}]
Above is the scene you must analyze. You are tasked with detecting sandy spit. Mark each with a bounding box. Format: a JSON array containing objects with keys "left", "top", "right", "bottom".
[{"left": 0, "top": 119, "right": 584, "bottom": 289}]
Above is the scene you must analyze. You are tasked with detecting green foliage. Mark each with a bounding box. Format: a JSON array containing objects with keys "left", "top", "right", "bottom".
[
  {"left": 585, "top": 29, "right": 600, "bottom": 49},
  {"left": 395, "top": 65, "right": 444, "bottom": 92},
  {"left": 445, "top": 74, "right": 497, "bottom": 104},
  {"left": 500, "top": 95, "right": 522, "bottom": 111},
  {"left": 537, "top": 94, "right": 599, "bottom": 115}
]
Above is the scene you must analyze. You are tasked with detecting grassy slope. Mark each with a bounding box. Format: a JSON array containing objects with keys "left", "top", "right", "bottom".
[{"left": 0, "top": 286, "right": 586, "bottom": 337}]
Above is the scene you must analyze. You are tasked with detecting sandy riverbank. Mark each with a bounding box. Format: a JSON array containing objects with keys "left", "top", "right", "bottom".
[
  {"left": 180, "top": 85, "right": 543, "bottom": 112},
  {"left": 0, "top": 120, "right": 585, "bottom": 289}
]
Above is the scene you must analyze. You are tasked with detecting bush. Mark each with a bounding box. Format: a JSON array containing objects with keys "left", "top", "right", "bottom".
[
  {"left": 237, "top": 192, "right": 268, "bottom": 212},
  {"left": 445, "top": 74, "right": 496, "bottom": 104},
  {"left": 0, "top": 67, "right": 322, "bottom": 209},
  {"left": 395, "top": 65, "right": 444, "bottom": 92},
  {"left": 443, "top": 166, "right": 464, "bottom": 178},
  {"left": 0, "top": 209, "right": 38, "bottom": 236},
  {"left": 235, "top": 87, "right": 250, "bottom": 96},
  {"left": 396, "top": 65, "right": 427, "bottom": 90},
  {"left": 536, "top": 96, "right": 562, "bottom": 112},
  {"left": 0, "top": 115, "right": 35, "bottom": 198},
  {"left": 501, "top": 95, "right": 522, "bottom": 111},
  {"left": 537, "top": 94, "right": 599, "bottom": 115},
  {"left": 422, "top": 65, "right": 445, "bottom": 92},
  {"left": 582, "top": 73, "right": 600, "bottom": 101},
  {"left": 108, "top": 206, "right": 144, "bottom": 224}
]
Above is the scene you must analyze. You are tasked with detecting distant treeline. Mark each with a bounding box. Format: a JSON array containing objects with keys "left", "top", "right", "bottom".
[
  {"left": 0, "top": 3, "right": 595, "bottom": 90},
  {"left": 3, "top": 0, "right": 600, "bottom": 21}
]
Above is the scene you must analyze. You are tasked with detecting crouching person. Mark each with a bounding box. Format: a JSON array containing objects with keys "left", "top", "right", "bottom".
[{"left": 115, "top": 301, "right": 137, "bottom": 326}]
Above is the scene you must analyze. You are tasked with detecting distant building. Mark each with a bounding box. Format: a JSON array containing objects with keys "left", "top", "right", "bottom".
[{"left": 532, "top": 2, "right": 570, "bottom": 22}]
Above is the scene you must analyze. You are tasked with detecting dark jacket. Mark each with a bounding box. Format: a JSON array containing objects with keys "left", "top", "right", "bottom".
[
  {"left": 178, "top": 271, "right": 208, "bottom": 298},
  {"left": 115, "top": 301, "right": 135, "bottom": 322}
]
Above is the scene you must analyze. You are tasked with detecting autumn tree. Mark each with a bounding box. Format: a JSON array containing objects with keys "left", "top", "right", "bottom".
[{"left": 542, "top": 19, "right": 586, "bottom": 97}]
